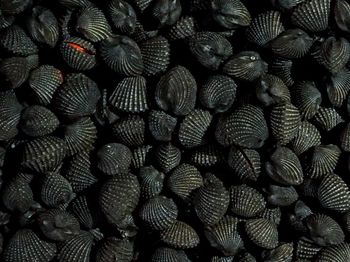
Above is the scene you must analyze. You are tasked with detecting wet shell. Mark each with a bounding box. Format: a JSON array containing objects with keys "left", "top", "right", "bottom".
[
  {"left": 148, "top": 110, "right": 177, "bottom": 142},
  {"left": 150, "top": 247, "right": 190, "bottom": 262},
  {"left": 230, "top": 184, "right": 266, "bottom": 217},
  {"left": 166, "top": 16, "right": 196, "bottom": 41},
  {"left": 76, "top": 6, "right": 111, "bottom": 42},
  {"left": 140, "top": 36, "right": 170, "bottom": 76},
  {"left": 139, "top": 195, "right": 178, "bottom": 230},
  {"left": 265, "top": 146, "right": 303, "bottom": 186},
  {"left": 53, "top": 73, "right": 101, "bottom": 120},
  {"left": 290, "top": 121, "right": 321, "bottom": 155},
  {"left": 270, "top": 101, "right": 301, "bottom": 145},
  {"left": 189, "top": 144, "right": 223, "bottom": 167},
  {"left": 131, "top": 144, "right": 153, "bottom": 169},
  {"left": 326, "top": 70, "right": 350, "bottom": 108},
  {"left": 70, "top": 195, "right": 97, "bottom": 229},
  {"left": 262, "top": 243, "right": 293, "bottom": 262},
  {"left": 295, "top": 238, "right": 322, "bottom": 260},
  {"left": 26, "top": 6, "right": 59, "bottom": 47},
  {"left": 199, "top": 75, "right": 236, "bottom": 113},
  {"left": 335, "top": 0, "right": 350, "bottom": 33},
  {"left": 108, "top": 0, "right": 137, "bottom": 34},
  {"left": 96, "top": 237, "right": 134, "bottom": 262},
  {"left": 167, "top": 163, "right": 203, "bottom": 201},
  {"left": 317, "top": 173, "right": 350, "bottom": 213},
  {"left": 29, "top": 65, "right": 63, "bottom": 105},
  {"left": 0, "top": 25, "right": 38, "bottom": 55},
  {"left": 291, "top": 0, "right": 331, "bottom": 32},
  {"left": 99, "top": 174, "right": 140, "bottom": 225},
  {"left": 20, "top": 105, "right": 59, "bottom": 137},
  {"left": 109, "top": 76, "right": 148, "bottom": 113},
  {"left": 215, "top": 104, "right": 269, "bottom": 148},
  {"left": 223, "top": 51, "right": 268, "bottom": 82},
  {"left": 258, "top": 206, "right": 282, "bottom": 225},
  {"left": 211, "top": 0, "right": 251, "bottom": 29},
  {"left": 112, "top": 115, "right": 145, "bottom": 146},
  {"left": 0, "top": 90, "right": 22, "bottom": 140},
  {"left": 266, "top": 184, "right": 298, "bottom": 207},
  {"left": 313, "top": 107, "right": 344, "bottom": 131},
  {"left": 0, "top": 56, "right": 30, "bottom": 89},
  {"left": 155, "top": 65, "right": 197, "bottom": 116},
  {"left": 160, "top": 220, "right": 200, "bottom": 249},
  {"left": 316, "top": 243, "right": 350, "bottom": 262},
  {"left": 149, "top": 0, "right": 182, "bottom": 28},
  {"left": 22, "top": 136, "right": 66, "bottom": 174},
  {"left": 37, "top": 208, "right": 80, "bottom": 241},
  {"left": 245, "top": 218, "right": 278, "bottom": 249},
  {"left": 227, "top": 146, "right": 261, "bottom": 182},
  {"left": 3, "top": 229, "right": 56, "bottom": 262},
  {"left": 246, "top": 11, "right": 284, "bottom": 47},
  {"left": 305, "top": 213, "right": 345, "bottom": 246},
  {"left": 154, "top": 143, "right": 181, "bottom": 173},
  {"left": 270, "top": 29, "right": 313, "bottom": 59},
  {"left": 270, "top": 59, "right": 294, "bottom": 87},
  {"left": 100, "top": 35, "right": 143, "bottom": 76},
  {"left": 189, "top": 32, "right": 233, "bottom": 70},
  {"left": 60, "top": 37, "right": 97, "bottom": 71},
  {"left": 139, "top": 166, "right": 164, "bottom": 199},
  {"left": 96, "top": 143, "right": 132, "bottom": 175},
  {"left": 205, "top": 216, "right": 243, "bottom": 256}
]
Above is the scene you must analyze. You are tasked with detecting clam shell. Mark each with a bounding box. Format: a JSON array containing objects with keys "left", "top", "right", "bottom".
[
  {"left": 335, "top": 0, "right": 350, "bottom": 33},
  {"left": 266, "top": 184, "right": 298, "bottom": 207},
  {"left": 288, "top": 200, "right": 313, "bottom": 233},
  {"left": 108, "top": 0, "right": 137, "bottom": 34},
  {"left": 160, "top": 220, "right": 200, "bottom": 249},
  {"left": 110, "top": 76, "right": 148, "bottom": 113},
  {"left": 230, "top": 184, "right": 265, "bottom": 217},
  {"left": 246, "top": 11, "right": 284, "bottom": 47},
  {"left": 155, "top": 65, "right": 197, "bottom": 116},
  {"left": 237, "top": 253, "right": 256, "bottom": 262},
  {"left": 205, "top": 216, "right": 243, "bottom": 256},
  {"left": 131, "top": 144, "right": 153, "bottom": 169},
  {"left": 189, "top": 144, "right": 223, "bottom": 167},
  {"left": 211, "top": 256, "right": 234, "bottom": 262},
  {"left": 154, "top": 143, "right": 181, "bottom": 173},
  {"left": 270, "top": 59, "right": 294, "bottom": 87},
  {"left": 295, "top": 238, "right": 321, "bottom": 260},
  {"left": 100, "top": 35, "right": 143, "bottom": 76},
  {"left": 215, "top": 104, "right": 269, "bottom": 148},
  {"left": 150, "top": 247, "right": 190, "bottom": 262},
  {"left": 0, "top": 56, "right": 30, "bottom": 89},
  {"left": 70, "top": 195, "right": 97, "bottom": 229},
  {"left": 96, "top": 143, "right": 132, "bottom": 176},
  {"left": 148, "top": 110, "right": 177, "bottom": 142},
  {"left": 270, "top": 0, "right": 305, "bottom": 10},
  {"left": 189, "top": 32, "right": 233, "bottom": 70},
  {"left": 131, "top": 20, "right": 159, "bottom": 42},
  {"left": 149, "top": 0, "right": 182, "bottom": 28},
  {"left": 139, "top": 166, "right": 164, "bottom": 199},
  {"left": 112, "top": 115, "right": 145, "bottom": 146},
  {"left": 94, "top": 89, "right": 120, "bottom": 127},
  {"left": 58, "top": 0, "right": 91, "bottom": 9},
  {"left": 245, "top": 218, "right": 278, "bottom": 249},
  {"left": 326, "top": 70, "right": 350, "bottom": 108},
  {"left": 316, "top": 243, "right": 350, "bottom": 262},
  {"left": 0, "top": 0, "right": 31, "bottom": 15},
  {"left": 96, "top": 237, "right": 134, "bottom": 262},
  {"left": 313, "top": 107, "right": 344, "bottom": 131},
  {"left": 258, "top": 206, "right": 282, "bottom": 225},
  {"left": 290, "top": 121, "right": 321, "bottom": 155},
  {"left": 262, "top": 243, "right": 293, "bottom": 262},
  {"left": 0, "top": 90, "right": 22, "bottom": 140},
  {"left": 340, "top": 122, "right": 350, "bottom": 152},
  {"left": 166, "top": 16, "right": 196, "bottom": 41}
]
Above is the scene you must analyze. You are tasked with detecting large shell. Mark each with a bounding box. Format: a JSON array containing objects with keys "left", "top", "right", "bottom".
[
  {"left": 290, "top": 121, "right": 321, "bottom": 155},
  {"left": 0, "top": 57, "right": 30, "bottom": 89},
  {"left": 150, "top": 247, "right": 190, "bottom": 262},
  {"left": 326, "top": 70, "right": 350, "bottom": 108},
  {"left": 261, "top": 243, "right": 293, "bottom": 262},
  {"left": 155, "top": 65, "right": 197, "bottom": 116},
  {"left": 215, "top": 104, "right": 269, "bottom": 148},
  {"left": 0, "top": 90, "right": 22, "bottom": 140},
  {"left": 313, "top": 107, "right": 344, "bottom": 131},
  {"left": 148, "top": 110, "right": 177, "bottom": 142},
  {"left": 189, "top": 32, "right": 233, "bottom": 70},
  {"left": 316, "top": 243, "right": 350, "bottom": 262},
  {"left": 266, "top": 184, "right": 298, "bottom": 207},
  {"left": 154, "top": 143, "right": 181, "bottom": 173},
  {"left": 166, "top": 16, "right": 196, "bottom": 41},
  {"left": 112, "top": 115, "right": 145, "bottom": 146},
  {"left": 139, "top": 166, "right": 164, "bottom": 199},
  {"left": 335, "top": 0, "right": 350, "bottom": 33},
  {"left": 108, "top": 0, "right": 137, "bottom": 34},
  {"left": 244, "top": 218, "right": 279, "bottom": 249},
  {"left": 269, "top": 59, "right": 294, "bottom": 87},
  {"left": 96, "top": 237, "right": 134, "bottom": 262}
]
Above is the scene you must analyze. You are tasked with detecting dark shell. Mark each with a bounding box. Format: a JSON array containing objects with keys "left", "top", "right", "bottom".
[
  {"left": 131, "top": 20, "right": 159, "bottom": 42},
  {"left": 0, "top": 14, "right": 15, "bottom": 30},
  {"left": 295, "top": 238, "right": 321, "bottom": 260},
  {"left": 154, "top": 143, "right": 181, "bottom": 173},
  {"left": 205, "top": 216, "right": 244, "bottom": 256},
  {"left": 246, "top": 11, "right": 284, "bottom": 47},
  {"left": 0, "top": 56, "right": 30, "bottom": 89},
  {"left": 148, "top": 110, "right": 177, "bottom": 142},
  {"left": 223, "top": 51, "right": 268, "bottom": 82},
  {"left": 112, "top": 115, "right": 145, "bottom": 146},
  {"left": 189, "top": 32, "right": 233, "bottom": 70},
  {"left": 313, "top": 107, "right": 344, "bottom": 131},
  {"left": 70, "top": 195, "right": 97, "bottom": 229},
  {"left": 237, "top": 253, "right": 256, "bottom": 262},
  {"left": 270, "top": 0, "right": 305, "bottom": 10},
  {"left": 60, "top": 37, "right": 97, "bottom": 71},
  {"left": 94, "top": 89, "right": 120, "bottom": 127},
  {"left": 139, "top": 166, "right": 164, "bottom": 199},
  {"left": 58, "top": 0, "right": 91, "bottom": 9},
  {"left": 316, "top": 243, "right": 350, "bottom": 262},
  {"left": 335, "top": 0, "right": 350, "bottom": 33},
  {"left": 108, "top": 0, "right": 137, "bottom": 34},
  {"left": 96, "top": 237, "right": 134, "bottom": 262},
  {"left": 131, "top": 144, "right": 153, "bottom": 169},
  {"left": 261, "top": 243, "right": 293, "bottom": 262},
  {"left": 290, "top": 121, "right": 321, "bottom": 155},
  {"left": 0, "top": 0, "right": 31, "bottom": 15},
  {"left": 160, "top": 220, "right": 200, "bottom": 249},
  {"left": 166, "top": 16, "right": 196, "bottom": 41},
  {"left": 326, "top": 69, "right": 350, "bottom": 108},
  {"left": 189, "top": 144, "right": 223, "bottom": 167},
  {"left": 100, "top": 35, "right": 143, "bottom": 75},
  {"left": 109, "top": 76, "right": 148, "bottom": 113},
  {"left": 155, "top": 65, "right": 197, "bottom": 116},
  {"left": 0, "top": 90, "right": 22, "bottom": 140},
  {"left": 96, "top": 143, "right": 132, "bottom": 176},
  {"left": 211, "top": 256, "right": 234, "bottom": 262},
  {"left": 26, "top": 6, "right": 59, "bottom": 47},
  {"left": 266, "top": 184, "right": 298, "bottom": 207},
  {"left": 288, "top": 200, "right": 313, "bottom": 233},
  {"left": 149, "top": 0, "right": 182, "bottom": 28},
  {"left": 21, "top": 136, "right": 66, "bottom": 174},
  {"left": 340, "top": 122, "right": 350, "bottom": 152},
  {"left": 215, "top": 104, "right": 269, "bottom": 148},
  {"left": 150, "top": 247, "right": 190, "bottom": 262},
  {"left": 20, "top": 105, "right": 59, "bottom": 137},
  {"left": 99, "top": 174, "right": 140, "bottom": 225},
  {"left": 258, "top": 206, "right": 282, "bottom": 225},
  {"left": 269, "top": 59, "right": 294, "bottom": 87},
  {"left": 3, "top": 229, "right": 57, "bottom": 262},
  {"left": 244, "top": 218, "right": 279, "bottom": 249}
]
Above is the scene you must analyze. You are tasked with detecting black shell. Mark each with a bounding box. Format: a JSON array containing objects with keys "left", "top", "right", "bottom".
[
  {"left": 150, "top": 247, "right": 190, "bottom": 262},
  {"left": 139, "top": 166, "right": 164, "bottom": 199},
  {"left": 316, "top": 243, "right": 350, "bottom": 262},
  {"left": 313, "top": 107, "right": 344, "bottom": 131},
  {"left": 189, "top": 144, "right": 223, "bottom": 167},
  {"left": 112, "top": 115, "right": 145, "bottom": 146},
  {"left": 245, "top": 218, "right": 279, "bottom": 249},
  {"left": 0, "top": 0, "right": 31, "bottom": 15},
  {"left": 290, "top": 121, "right": 321, "bottom": 155},
  {"left": 148, "top": 110, "right": 177, "bottom": 142},
  {"left": 0, "top": 57, "right": 31, "bottom": 89},
  {"left": 131, "top": 144, "right": 153, "bottom": 169},
  {"left": 166, "top": 16, "right": 196, "bottom": 41},
  {"left": 269, "top": 59, "right": 294, "bottom": 87},
  {"left": 108, "top": 0, "right": 137, "bottom": 34},
  {"left": 266, "top": 184, "right": 298, "bottom": 207},
  {"left": 335, "top": 0, "right": 350, "bottom": 33},
  {"left": 261, "top": 243, "right": 293, "bottom": 262},
  {"left": 154, "top": 143, "right": 181, "bottom": 173},
  {"left": 148, "top": 0, "right": 182, "bottom": 28},
  {"left": 326, "top": 69, "right": 350, "bottom": 108},
  {"left": 70, "top": 195, "right": 97, "bottom": 229},
  {"left": 96, "top": 237, "right": 134, "bottom": 262}
]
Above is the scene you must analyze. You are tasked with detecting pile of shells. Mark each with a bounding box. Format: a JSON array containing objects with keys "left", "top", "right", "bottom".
[{"left": 1, "top": 0, "right": 350, "bottom": 261}]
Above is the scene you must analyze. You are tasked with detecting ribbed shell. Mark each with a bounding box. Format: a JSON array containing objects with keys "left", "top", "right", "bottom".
[
  {"left": 244, "top": 218, "right": 279, "bottom": 249},
  {"left": 215, "top": 104, "right": 269, "bottom": 148},
  {"left": 258, "top": 207, "right": 282, "bottom": 225},
  {"left": 139, "top": 196, "right": 178, "bottom": 230},
  {"left": 230, "top": 184, "right": 266, "bottom": 217},
  {"left": 96, "top": 237, "right": 133, "bottom": 262},
  {"left": 160, "top": 221, "right": 200, "bottom": 249},
  {"left": 205, "top": 216, "right": 243, "bottom": 256},
  {"left": 112, "top": 115, "right": 145, "bottom": 146},
  {"left": 70, "top": 195, "right": 96, "bottom": 229},
  {"left": 0, "top": 0, "right": 31, "bottom": 15},
  {"left": 96, "top": 143, "right": 132, "bottom": 175},
  {"left": 3, "top": 229, "right": 56, "bottom": 262},
  {"left": 167, "top": 16, "right": 196, "bottom": 41},
  {"left": 0, "top": 90, "right": 22, "bottom": 140},
  {"left": 22, "top": 136, "right": 66, "bottom": 174},
  {"left": 155, "top": 65, "right": 197, "bottom": 116},
  {"left": 148, "top": 110, "right": 177, "bottom": 142},
  {"left": 290, "top": 121, "right": 321, "bottom": 155},
  {"left": 108, "top": 0, "right": 137, "bottom": 34},
  {"left": 262, "top": 243, "right": 293, "bottom": 262},
  {"left": 58, "top": 0, "right": 91, "bottom": 9},
  {"left": 237, "top": 253, "right": 256, "bottom": 262},
  {"left": 150, "top": 247, "right": 190, "bottom": 262},
  {"left": 340, "top": 122, "right": 350, "bottom": 151},
  {"left": 109, "top": 76, "right": 148, "bottom": 113},
  {"left": 100, "top": 35, "right": 143, "bottom": 76},
  {"left": 139, "top": 166, "right": 164, "bottom": 199},
  {"left": 291, "top": 0, "right": 331, "bottom": 32},
  {"left": 316, "top": 243, "right": 350, "bottom": 262},
  {"left": 0, "top": 14, "right": 14, "bottom": 30},
  {"left": 266, "top": 184, "right": 298, "bottom": 207},
  {"left": 189, "top": 144, "right": 223, "bottom": 167},
  {"left": 270, "top": 59, "right": 294, "bottom": 87},
  {"left": 99, "top": 174, "right": 140, "bottom": 225},
  {"left": 94, "top": 89, "right": 119, "bottom": 127},
  {"left": 150, "top": 0, "right": 182, "bottom": 28},
  {"left": 313, "top": 107, "right": 344, "bottom": 131},
  {"left": 326, "top": 70, "right": 350, "bottom": 108},
  {"left": 295, "top": 238, "right": 322, "bottom": 260},
  {"left": 154, "top": 143, "right": 181, "bottom": 173},
  {"left": 189, "top": 32, "right": 233, "bottom": 70},
  {"left": 335, "top": 0, "right": 350, "bottom": 33},
  {"left": 0, "top": 56, "right": 30, "bottom": 89},
  {"left": 131, "top": 144, "right": 153, "bottom": 169},
  {"left": 246, "top": 11, "right": 284, "bottom": 46}
]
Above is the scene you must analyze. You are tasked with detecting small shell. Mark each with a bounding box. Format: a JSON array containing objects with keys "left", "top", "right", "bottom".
[
  {"left": 313, "top": 107, "right": 344, "bottom": 131},
  {"left": 223, "top": 51, "right": 268, "bottom": 82},
  {"left": 131, "top": 144, "right": 153, "bottom": 169},
  {"left": 139, "top": 166, "right": 164, "bottom": 199},
  {"left": 155, "top": 65, "right": 197, "bottom": 116},
  {"left": 0, "top": 56, "right": 30, "bottom": 89},
  {"left": 69, "top": 195, "right": 97, "bottom": 229},
  {"left": 290, "top": 121, "right": 321, "bottom": 155},
  {"left": 154, "top": 143, "right": 181, "bottom": 173},
  {"left": 108, "top": 0, "right": 137, "bottom": 34},
  {"left": 189, "top": 32, "right": 233, "bottom": 70},
  {"left": 230, "top": 184, "right": 266, "bottom": 217},
  {"left": 335, "top": 0, "right": 350, "bottom": 33},
  {"left": 245, "top": 218, "right": 279, "bottom": 249},
  {"left": 0, "top": 90, "right": 22, "bottom": 140},
  {"left": 109, "top": 76, "right": 148, "bottom": 113},
  {"left": 148, "top": 110, "right": 177, "bottom": 142},
  {"left": 139, "top": 195, "right": 178, "bottom": 230},
  {"left": 270, "top": 101, "right": 301, "bottom": 145},
  {"left": 266, "top": 184, "right": 298, "bottom": 207},
  {"left": 215, "top": 104, "right": 269, "bottom": 148},
  {"left": 265, "top": 146, "right": 303, "bottom": 186},
  {"left": 166, "top": 16, "right": 196, "bottom": 41},
  {"left": 94, "top": 89, "right": 119, "bottom": 127},
  {"left": 150, "top": 247, "right": 190, "bottom": 262},
  {"left": 199, "top": 75, "right": 236, "bottom": 113},
  {"left": 96, "top": 237, "right": 134, "bottom": 262},
  {"left": 326, "top": 69, "right": 350, "bottom": 108},
  {"left": 160, "top": 220, "right": 200, "bottom": 249},
  {"left": 295, "top": 238, "right": 322, "bottom": 260},
  {"left": 246, "top": 11, "right": 284, "bottom": 47},
  {"left": 269, "top": 59, "right": 294, "bottom": 87},
  {"left": 96, "top": 143, "right": 132, "bottom": 175},
  {"left": 100, "top": 35, "right": 143, "bottom": 76},
  {"left": 316, "top": 243, "right": 350, "bottom": 262},
  {"left": 112, "top": 115, "right": 145, "bottom": 146},
  {"left": 149, "top": 0, "right": 182, "bottom": 28},
  {"left": 189, "top": 144, "right": 223, "bottom": 167},
  {"left": 258, "top": 207, "right": 282, "bottom": 225},
  {"left": 99, "top": 174, "right": 140, "bottom": 225},
  {"left": 262, "top": 243, "right": 293, "bottom": 262},
  {"left": 205, "top": 216, "right": 244, "bottom": 256}
]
